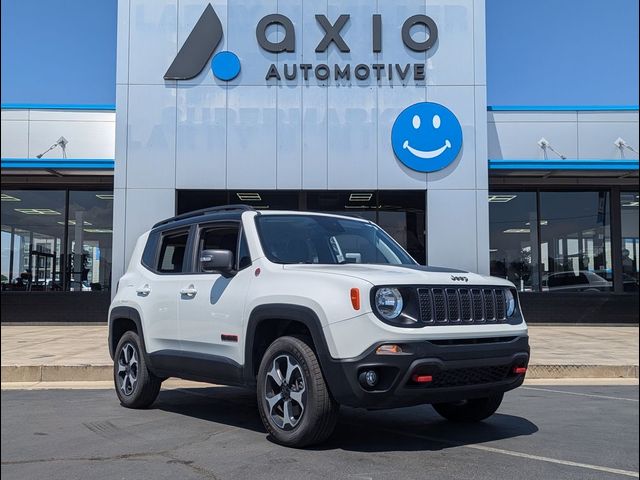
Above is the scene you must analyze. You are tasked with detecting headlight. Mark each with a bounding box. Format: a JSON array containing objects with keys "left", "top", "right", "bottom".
[
  {"left": 505, "top": 289, "right": 516, "bottom": 317},
  {"left": 374, "top": 287, "right": 404, "bottom": 320}
]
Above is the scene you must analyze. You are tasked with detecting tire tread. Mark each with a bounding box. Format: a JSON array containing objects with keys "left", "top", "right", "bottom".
[
  {"left": 114, "top": 331, "right": 161, "bottom": 409},
  {"left": 257, "top": 336, "right": 338, "bottom": 447}
]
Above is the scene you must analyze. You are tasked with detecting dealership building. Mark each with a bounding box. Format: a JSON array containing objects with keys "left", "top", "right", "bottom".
[{"left": 1, "top": 0, "right": 638, "bottom": 323}]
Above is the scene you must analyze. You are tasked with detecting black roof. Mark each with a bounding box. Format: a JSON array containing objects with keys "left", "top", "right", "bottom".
[{"left": 152, "top": 204, "right": 256, "bottom": 229}]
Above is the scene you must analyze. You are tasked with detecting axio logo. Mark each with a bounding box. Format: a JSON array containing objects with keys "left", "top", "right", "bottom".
[
  {"left": 165, "top": 4, "right": 240, "bottom": 81},
  {"left": 391, "top": 102, "right": 463, "bottom": 172}
]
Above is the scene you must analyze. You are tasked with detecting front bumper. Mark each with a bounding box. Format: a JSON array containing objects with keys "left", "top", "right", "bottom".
[{"left": 320, "top": 335, "right": 530, "bottom": 409}]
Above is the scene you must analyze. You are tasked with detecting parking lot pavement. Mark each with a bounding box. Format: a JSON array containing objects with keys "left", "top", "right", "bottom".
[{"left": 2, "top": 385, "right": 638, "bottom": 480}]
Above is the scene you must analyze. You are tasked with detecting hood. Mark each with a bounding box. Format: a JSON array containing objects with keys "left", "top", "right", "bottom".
[{"left": 282, "top": 263, "right": 513, "bottom": 287}]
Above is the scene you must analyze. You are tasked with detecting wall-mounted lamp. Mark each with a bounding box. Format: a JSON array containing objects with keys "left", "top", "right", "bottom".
[
  {"left": 36, "top": 136, "right": 68, "bottom": 159},
  {"left": 537, "top": 137, "right": 566, "bottom": 160},
  {"left": 614, "top": 137, "right": 639, "bottom": 156}
]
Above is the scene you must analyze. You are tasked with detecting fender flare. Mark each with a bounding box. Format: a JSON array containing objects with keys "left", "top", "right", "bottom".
[
  {"left": 244, "top": 303, "right": 332, "bottom": 385},
  {"left": 108, "top": 306, "right": 155, "bottom": 372}
]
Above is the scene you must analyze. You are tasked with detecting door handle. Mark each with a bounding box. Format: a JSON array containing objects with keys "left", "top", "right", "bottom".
[
  {"left": 180, "top": 285, "right": 198, "bottom": 297},
  {"left": 136, "top": 284, "right": 151, "bottom": 296}
]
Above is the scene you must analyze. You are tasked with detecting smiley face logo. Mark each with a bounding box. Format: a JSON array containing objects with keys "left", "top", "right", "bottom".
[{"left": 391, "top": 102, "right": 463, "bottom": 172}]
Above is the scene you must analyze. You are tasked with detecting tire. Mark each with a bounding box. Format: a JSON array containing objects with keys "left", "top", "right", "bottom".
[
  {"left": 432, "top": 393, "right": 504, "bottom": 422},
  {"left": 113, "top": 330, "right": 162, "bottom": 409},
  {"left": 257, "top": 336, "right": 339, "bottom": 448}
]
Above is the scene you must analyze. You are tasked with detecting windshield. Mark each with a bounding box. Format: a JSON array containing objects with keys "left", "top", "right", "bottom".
[{"left": 255, "top": 215, "right": 417, "bottom": 265}]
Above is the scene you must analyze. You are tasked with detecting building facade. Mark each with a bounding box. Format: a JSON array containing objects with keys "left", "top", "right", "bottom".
[{"left": 1, "top": 0, "right": 638, "bottom": 323}]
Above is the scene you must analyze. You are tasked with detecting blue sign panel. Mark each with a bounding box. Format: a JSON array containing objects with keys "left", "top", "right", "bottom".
[{"left": 391, "top": 102, "right": 463, "bottom": 172}]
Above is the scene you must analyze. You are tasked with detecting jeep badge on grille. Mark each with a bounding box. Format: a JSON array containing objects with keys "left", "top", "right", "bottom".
[{"left": 450, "top": 275, "right": 469, "bottom": 282}]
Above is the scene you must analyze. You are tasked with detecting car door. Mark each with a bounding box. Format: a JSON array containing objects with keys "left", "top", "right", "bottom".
[
  {"left": 135, "top": 227, "right": 191, "bottom": 353},
  {"left": 178, "top": 221, "right": 253, "bottom": 365}
]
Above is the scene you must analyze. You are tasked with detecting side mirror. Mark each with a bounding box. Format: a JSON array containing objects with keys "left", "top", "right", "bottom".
[{"left": 200, "top": 249, "right": 234, "bottom": 273}]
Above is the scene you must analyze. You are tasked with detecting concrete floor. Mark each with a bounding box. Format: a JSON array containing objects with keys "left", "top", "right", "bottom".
[
  {"left": 2, "top": 325, "right": 639, "bottom": 367},
  {"left": 1, "top": 385, "right": 638, "bottom": 479}
]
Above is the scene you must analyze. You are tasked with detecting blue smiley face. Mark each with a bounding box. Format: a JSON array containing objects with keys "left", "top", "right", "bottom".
[{"left": 391, "top": 102, "right": 463, "bottom": 172}]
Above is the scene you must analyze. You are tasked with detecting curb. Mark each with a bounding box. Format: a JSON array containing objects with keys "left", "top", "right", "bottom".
[
  {"left": 1, "top": 365, "right": 112, "bottom": 382},
  {"left": 2, "top": 364, "right": 639, "bottom": 383},
  {"left": 527, "top": 364, "right": 639, "bottom": 379}
]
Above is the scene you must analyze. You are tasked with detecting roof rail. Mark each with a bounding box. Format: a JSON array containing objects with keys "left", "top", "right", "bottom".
[{"left": 152, "top": 204, "right": 256, "bottom": 228}]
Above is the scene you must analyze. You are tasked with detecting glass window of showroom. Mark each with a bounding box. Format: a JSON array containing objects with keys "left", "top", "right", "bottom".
[
  {"left": 1, "top": 189, "right": 113, "bottom": 292},
  {"left": 489, "top": 189, "right": 639, "bottom": 294}
]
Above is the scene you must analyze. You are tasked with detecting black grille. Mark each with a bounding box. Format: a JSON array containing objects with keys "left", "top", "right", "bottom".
[
  {"left": 446, "top": 289, "right": 460, "bottom": 323},
  {"left": 471, "top": 289, "right": 484, "bottom": 321},
  {"left": 418, "top": 287, "right": 510, "bottom": 325},
  {"left": 433, "top": 289, "right": 447, "bottom": 322},
  {"left": 430, "top": 365, "right": 512, "bottom": 388},
  {"left": 483, "top": 289, "right": 495, "bottom": 321},
  {"left": 494, "top": 289, "right": 506, "bottom": 320},
  {"left": 418, "top": 289, "right": 434, "bottom": 325},
  {"left": 459, "top": 289, "right": 472, "bottom": 322}
]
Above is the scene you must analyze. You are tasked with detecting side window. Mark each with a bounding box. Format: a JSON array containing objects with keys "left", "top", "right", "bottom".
[
  {"left": 238, "top": 232, "right": 252, "bottom": 270},
  {"left": 197, "top": 225, "right": 239, "bottom": 272},
  {"left": 577, "top": 273, "right": 590, "bottom": 285},
  {"left": 157, "top": 231, "right": 189, "bottom": 273},
  {"left": 141, "top": 231, "right": 160, "bottom": 270}
]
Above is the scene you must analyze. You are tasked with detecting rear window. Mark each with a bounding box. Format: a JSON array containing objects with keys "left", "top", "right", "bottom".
[{"left": 157, "top": 231, "right": 189, "bottom": 273}]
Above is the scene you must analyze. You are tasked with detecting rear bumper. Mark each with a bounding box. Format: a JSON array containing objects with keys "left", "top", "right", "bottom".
[{"left": 320, "top": 335, "right": 530, "bottom": 409}]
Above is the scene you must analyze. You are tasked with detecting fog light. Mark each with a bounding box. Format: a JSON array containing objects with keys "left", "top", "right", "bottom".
[
  {"left": 359, "top": 369, "right": 379, "bottom": 389},
  {"left": 513, "top": 366, "right": 527, "bottom": 375}
]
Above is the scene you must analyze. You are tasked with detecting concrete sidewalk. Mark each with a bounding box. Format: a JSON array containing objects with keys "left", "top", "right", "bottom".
[{"left": 1, "top": 325, "right": 638, "bottom": 382}]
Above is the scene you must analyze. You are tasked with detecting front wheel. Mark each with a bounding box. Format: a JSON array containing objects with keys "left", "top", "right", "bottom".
[
  {"left": 113, "top": 331, "right": 161, "bottom": 408},
  {"left": 432, "top": 393, "right": 504, "bottom": 422},
  {"left": 257, "top": 336, "right": 339, "bottom": 447}
]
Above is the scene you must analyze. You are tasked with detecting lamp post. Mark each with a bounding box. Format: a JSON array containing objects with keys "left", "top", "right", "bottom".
[{"left": 35, "top": 136, "right": 68, "bottom": 159}]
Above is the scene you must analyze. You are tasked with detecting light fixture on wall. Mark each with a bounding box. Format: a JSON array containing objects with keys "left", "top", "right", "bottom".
[
  {"left": 349, "top": 193, "right": 373, "bottom": 202},
  {"left": 1, "top": 193, "right": 21, "bottom": 202},
  {"left": 537, "top": 138, "right": 566, "bottom": 160},
  {"left": 236, "top": 193, "right": 261, "bottom": 201},
  {"left": 614, "top": 137, "right": 639, "bottom": 156},
  {"left": 488, "top": 194, "right": 517, "bottom": 203},
  {"left": 525, "top": 220, "right": 548, "bottom": 226},
  {"left": 14, "top": 208, "right": 61, "bottom": 215},
  {"left": 56, "top": 220, "right": 93, "bottom": 226},
  {"left": 36, "top": 136, "right": 68, "bottom": 159}
]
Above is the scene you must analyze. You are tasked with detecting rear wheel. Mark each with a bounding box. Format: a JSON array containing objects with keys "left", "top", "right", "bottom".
[
  {"left": 257, "top": 336, "right": 339, "bottom": 447},
  {"left": 432, "top": 393, "right": 504, "bottom": 422},
  {"left": 114, "top": 331, "right": 161, "bottom": 408}
]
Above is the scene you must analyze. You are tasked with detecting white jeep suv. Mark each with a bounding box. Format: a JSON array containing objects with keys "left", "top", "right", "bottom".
[{"left": 108, "top": 205, "right": 529, "bottom": 447}]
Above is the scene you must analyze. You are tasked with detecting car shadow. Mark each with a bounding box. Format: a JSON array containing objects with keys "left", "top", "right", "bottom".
[
  {"left": 153, "top": 386, "right": 264, "bottom": 433},
  {"left": 316, "top": 408, "right": 539, "bottom": 453},
  {"left": 153, "top": 386, "right": 538, "bottom": 453}
]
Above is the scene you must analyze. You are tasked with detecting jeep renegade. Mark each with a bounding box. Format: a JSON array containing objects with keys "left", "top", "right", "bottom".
[{"left": 108, "top": 205, "right": 529, "bottom": 447}]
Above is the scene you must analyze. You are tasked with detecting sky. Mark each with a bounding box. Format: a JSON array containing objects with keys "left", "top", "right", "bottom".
[{"left": 1, "top": 0, "right": 638, "bottom": 108}]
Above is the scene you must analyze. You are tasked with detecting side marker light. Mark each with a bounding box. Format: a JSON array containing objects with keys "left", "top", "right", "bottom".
[{"left": 350, "top": 288, "right": 360, "bottom": 310}]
